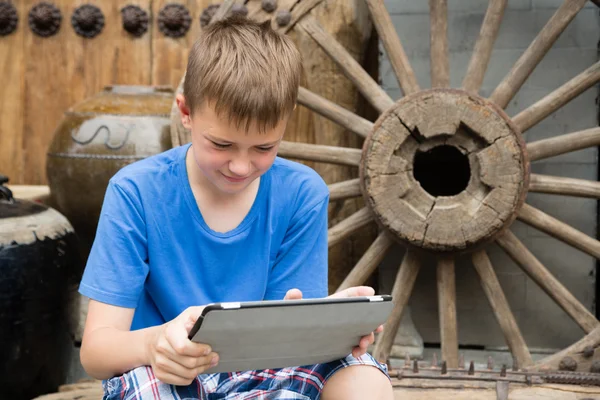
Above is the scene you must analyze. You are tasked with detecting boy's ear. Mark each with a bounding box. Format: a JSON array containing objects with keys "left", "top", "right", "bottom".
[{"left": 176, "top": 94, "right": 192, "bottom": 130}]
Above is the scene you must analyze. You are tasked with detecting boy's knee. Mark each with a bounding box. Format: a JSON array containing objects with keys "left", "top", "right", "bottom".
[{"left": 321, "top": 365, "right": 393, "bottom": 400}]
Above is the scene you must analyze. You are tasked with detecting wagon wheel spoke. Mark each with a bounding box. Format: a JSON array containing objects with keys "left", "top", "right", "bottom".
[
  {"left": 210, "top": 0, "right": 235, "bottom": 22},
  {"left": 513, "top": 61, "right": 600, "bottom": 133},
  {"left": 297, "top": 15, "right": 394, "bottom": 113},
  {"left": 297, "top": 87, "right": 373, "bottom": 138},
  {"left": 531, "top": 325, "right": 600, "bottom": 371},
  {"left": 472, "top": 250, "right": 533, "bottom": 368},
  {"left": 489, "top": 0, "right": 588, "bottom": 109},
  {"left": 373, "top": 250, "right": 422, "bottom": 363},
  {"left": 517, "top": 203, "right": 600, "bottom": 260},
  {"left": 336, "top": 231, "right": 394, "bottom": 292},
  {"left": 462, "top": 0, "right": 508, "bottom": 92},
  {"left": 437, "top": 256, "right": 459, "bottom": 368},
  {"left": 328, "top": 178, "right": 362, "bottom": 202},
  {"left": 429, "top": 0, "right": 449, "bottom": 88},
  {"left": 365, "top": 0, "right": 420, "bottom": 95},
  {"left": 328, "top": 207, "right": 373, "bottom": 248},
  {"left": 277, "top": 141, "right": 361, "bottom": 166},
  {"left": 496, "top": 230, "right": 598, "bottom": 333},
  {"left": 527, "top": 127, "right": 600, "bottom": 161},
  {"left": 529, "top": 174, "right": 600, "bottom": 199}
]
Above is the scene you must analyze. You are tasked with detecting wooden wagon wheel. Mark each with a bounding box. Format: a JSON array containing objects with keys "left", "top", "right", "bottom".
[
  {"left": 279, "top": 0, "right": 600, "bottom": 373},
  {"left": 171, "top": 0, "right": 600, "bottom": 374}
]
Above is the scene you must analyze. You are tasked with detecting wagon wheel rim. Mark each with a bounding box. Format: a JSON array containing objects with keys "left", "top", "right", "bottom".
[{"left": 279, "top": 0, "right": 600, "bottom": 372}]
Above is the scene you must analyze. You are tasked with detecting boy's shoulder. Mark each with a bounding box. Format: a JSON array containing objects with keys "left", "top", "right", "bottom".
[{"left": 269, "top": 157, "right": 329, "bottom": 208}]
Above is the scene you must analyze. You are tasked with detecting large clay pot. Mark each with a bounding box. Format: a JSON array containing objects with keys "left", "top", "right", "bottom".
[
  {"left": 0, "top": 175, "right": 82, "bottom": 400},
  {"left": 46, "top": 85, "right": 173, "bottom": 256}
]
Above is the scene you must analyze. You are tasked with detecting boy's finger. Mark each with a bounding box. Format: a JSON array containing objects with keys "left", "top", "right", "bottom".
[
  {"left": 375, "top": 325, "right": 384, "bottom": 333},
  {"left": 328, "top": 286, "right": 375, "bottom": 299},
  {"left": 284, "top": 288, "right": 303, "bottom": 300}
]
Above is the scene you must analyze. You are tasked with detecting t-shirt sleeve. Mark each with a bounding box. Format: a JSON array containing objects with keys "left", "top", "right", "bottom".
[
  {"left": 264, "top": 194, "right": 329, "bottom": 301},
  {"left": 78, "top": 179, "right": 149, "bottom": 309}
]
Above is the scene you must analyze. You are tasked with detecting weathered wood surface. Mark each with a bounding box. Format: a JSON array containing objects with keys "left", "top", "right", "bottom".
[
  {"left": 496, "top": 230, "right": 598, "bottom": 334},
  {"left": 361, "top": 90, "right": 528, "bottom": 252},
  {"left": 489, "top": 0, "right": 588, "bottom": 108},
  {"left": 472, "top": 250, "right": 533, "bottom": 368},
  {"left": 527, "top": 127, "right": 600, "bottom": 161},
  {"left": 437, "top": 256, "right": 459, "bottom": 368},
  {"left": 513, "top": 61, "right": 600, "bottom": 133},
  {"left": 328, "top": 178, "right": 362, "bottom": 201},
  {"left": 529, "top": 173, "right": 600, "bottom": 198},
  {"left": 429, "top": 0, "right": 449, "bottom": 88},
  {"left": 373, "top": 250, "right": 421, "bottom": 362},
  {"left": 327, "top": 207, "right": 373, "bottom": 248},
  {"left": 277, "top": 141, "right": 362, "bottom": 166},
  {"left": 462, "top": 0, "right": 507, "bottom": 92},
  {"left": 364, "top": 0, "right": 419, "bottom": 95}
]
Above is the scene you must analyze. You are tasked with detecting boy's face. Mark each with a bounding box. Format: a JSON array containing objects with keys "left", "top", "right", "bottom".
[{"left": 177, "top": 95, "right": 288, "bottom": 195}]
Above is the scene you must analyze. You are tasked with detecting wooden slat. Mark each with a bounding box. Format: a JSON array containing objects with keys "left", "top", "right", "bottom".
[
  {"left": 328, "top": 178, "right": 362, "bottom": 201},
  {"left": 278, "top": 141, "right": 362, "bottom": 166},
  {"left": 297, "top": 87, "right": 373, "bottom": 138},
  {"left": 496, "top": 230, "right": 598, "bottom": 333},
  {"left": 429, "top": 0, "right": 449, "bottom": 88},
  {"left": 0, "top": 1, "right": 24, "bottom": 183},
  {"left": 462, "top": 0, "right": 508, "bottom": 92},
  {"left": 489, "top": 0, "right": 588, "bottom": 109},
  {"left": 365, "top": 0, "right": 420, "bottom": 95},
  {"left": 328, "top": 207, "right": 373, "bottom": 248},
  {"left": 336, "top": 231, "right": 394, "bottom": 292},
  {"left": 23, "top": 0, "right": 153, "bottom": 184},
  {"left": 437, "top": 256, "right": 459, "bottom": 368},
  {"left": 298, "top": 15, "right": 395, "bottom": 113},
  {"left": 517, "top": 203, "right": 600, "bottom": 259},
  {"left": 472, "top": 250, "right": 533, "bottom": 368},
  {"left": 527, "top": 127, "right": 600, "bottom": 161},
  {"left": 373, "top": 250, "right": 422, "bottom": 362},
  {"left": 513, "top": 61, "right": 600, "bottom": 133},
  {"left": 529, "top": 173, "right": 600, "bottom": 198}
]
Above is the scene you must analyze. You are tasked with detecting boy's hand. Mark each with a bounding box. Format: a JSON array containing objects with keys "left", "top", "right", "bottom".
[
  {"left": 146, "top": 306, "right": 219, "bottom": 386},
  {"left": 283, "top": 286, "right": 384, "bottom": 359}
]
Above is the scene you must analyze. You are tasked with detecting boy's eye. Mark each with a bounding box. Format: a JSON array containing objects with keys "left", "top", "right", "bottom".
[
  {"left": 256, "top": 146, "right": 275, "bottom": 152},
  {"left": 211, "top": 141, "right": 231, "bottom": 149}
]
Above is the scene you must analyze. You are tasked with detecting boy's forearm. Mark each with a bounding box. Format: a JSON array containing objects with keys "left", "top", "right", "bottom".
[{"left": 80, "top": 325, "right": 161, "bottom": 380}]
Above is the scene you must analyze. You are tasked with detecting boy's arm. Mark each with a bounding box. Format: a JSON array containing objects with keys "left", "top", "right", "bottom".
[{"left": 80, "top": 299, "right": 218, "bottom": 384}]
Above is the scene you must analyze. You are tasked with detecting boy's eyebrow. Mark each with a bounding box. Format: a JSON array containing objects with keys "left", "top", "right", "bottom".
[{"left": 204, "top": 133, "right": 281, "bottom": 146}]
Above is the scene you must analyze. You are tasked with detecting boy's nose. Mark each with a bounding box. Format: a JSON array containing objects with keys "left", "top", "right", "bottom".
[{"left": 228, "top": 158, "right": 252, "bottom": 177}]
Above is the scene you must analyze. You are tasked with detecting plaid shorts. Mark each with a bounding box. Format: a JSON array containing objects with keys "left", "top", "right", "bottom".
[{"left": 102, "top": 353, "right": 388, "bottom": 399}]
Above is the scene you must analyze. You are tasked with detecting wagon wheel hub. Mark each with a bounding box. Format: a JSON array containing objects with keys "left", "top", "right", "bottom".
[{"left": 361, "top": 89, "right": 529, "bottom": 253}]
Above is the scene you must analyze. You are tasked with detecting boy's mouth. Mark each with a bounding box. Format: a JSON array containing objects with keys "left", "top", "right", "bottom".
[{"left": 221, "top": 173, "right": 249, "bottom": 183}]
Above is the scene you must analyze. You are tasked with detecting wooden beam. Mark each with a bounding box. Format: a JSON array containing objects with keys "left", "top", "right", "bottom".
[
  {"left": 472, "top": 250, "right": 533, "bottom": 368},
  {"left": 336, "top": 231, "right": 394, "bottom": 291},
  {"left": 429, "top": 0, "right": 450, "bottom": 88},
  {"left": 496, "top": 230, "right": 598, "bottom": 333},
  {"left": 373, "top": 250, "right": 422, "bottom": 362},
  {"left": 278, "top": 141, "right": 361, "bottom": 166},
  {"left": 529, "top": 173, "right": 600, "bottom": 199},
  {"left": 526, "top": 127, "right": 600, "bottom": 161},
  {"left": 328, "top": 207, "right": 373, "bottom": 248},
  {"left": 462, "top": 0, "right": 508, "bottom": 92},
  {"left": 328, "top": 178, "right": 362, "bottom": 201},
  {"left": 489, "top": 0, "right": 588, "bottom": 108},
  {"left": 297, "top": 87, "right": 373, "bottom": 138},
  {"left": 437, "top": 256, "right": 459, "bottom": 368},
  {"left": 365, "top": 0, "right": 420, "bottom": 95},
  {"left": 517, "top": 203, "right": 600, "bottom": 259},
  {"left": 513, "top": 61, "right": 600, "bottom": 133},
  {"left": 298, "top": 15, "right": 395, "bottom": 113}
]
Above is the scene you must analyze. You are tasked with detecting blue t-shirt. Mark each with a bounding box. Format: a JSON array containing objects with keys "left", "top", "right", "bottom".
[{"left": 79, "top": 144, "right": 329, "bottom": 330}]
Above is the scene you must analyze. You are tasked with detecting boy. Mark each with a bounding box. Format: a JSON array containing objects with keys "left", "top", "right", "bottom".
[{"left": 79, "top": 16, "right": 393, "bottom": 399}]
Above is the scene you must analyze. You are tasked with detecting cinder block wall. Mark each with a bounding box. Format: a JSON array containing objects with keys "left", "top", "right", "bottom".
[{"left": 379, "top": 0, "right": 600, "bottom": 350}]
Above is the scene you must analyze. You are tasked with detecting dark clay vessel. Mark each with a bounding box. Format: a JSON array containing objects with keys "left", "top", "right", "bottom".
[
  {"left": 0, "top": 176, "right": 82, "bottom": 400},
  {"left": 46, "top": 85, "right": 173, "bottom": 256}
]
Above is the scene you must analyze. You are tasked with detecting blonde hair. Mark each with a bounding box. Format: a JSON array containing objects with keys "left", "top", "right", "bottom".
[{"left": 184, "top": 16, "right": 302, "bottom": 132}]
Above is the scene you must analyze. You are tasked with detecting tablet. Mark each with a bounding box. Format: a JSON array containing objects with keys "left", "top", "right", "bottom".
[{"left": 188, "top": 295, "right": 393, "bottom": 374}]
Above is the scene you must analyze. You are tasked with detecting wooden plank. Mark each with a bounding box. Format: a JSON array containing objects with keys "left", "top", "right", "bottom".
[
  {"left": 23, "top": 0, "right": 152, "bottom": 184},
  {"left": 0, "top": 1, "right": 24, "bottom": 183},
  {"left": 437, "top": 256, "right": 458, "bottom": 368}
]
